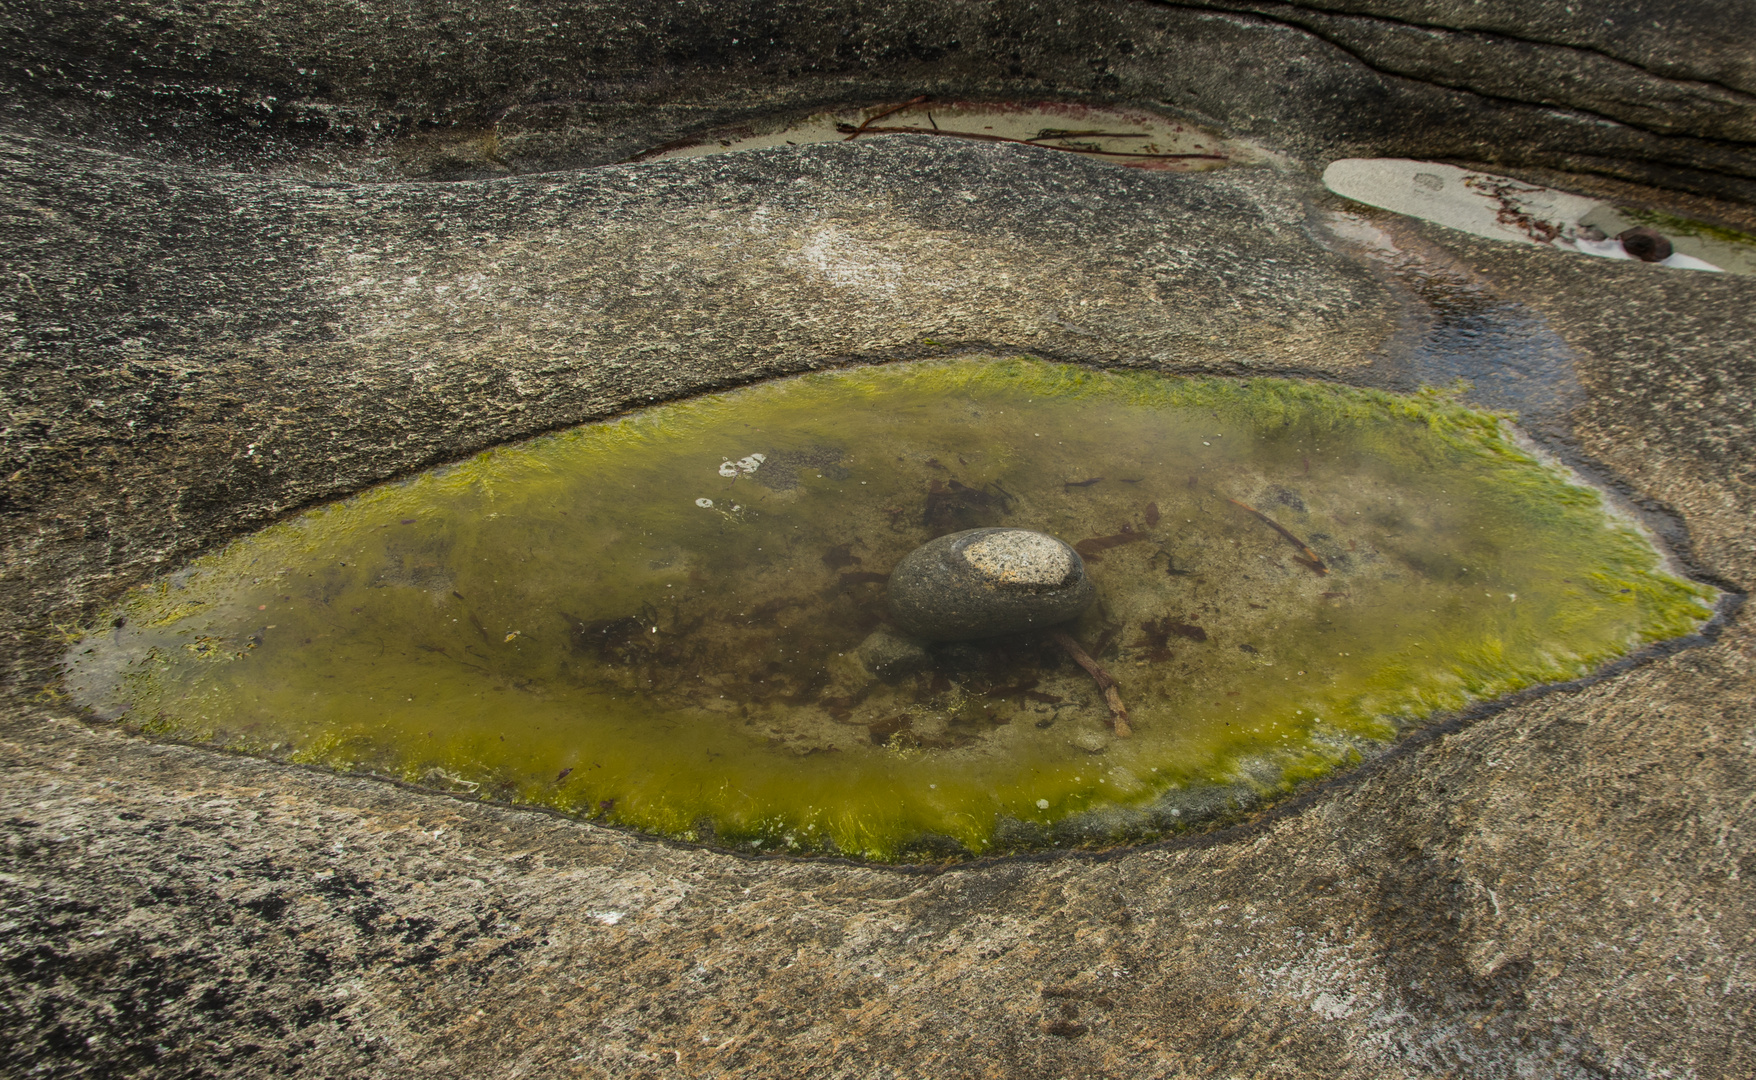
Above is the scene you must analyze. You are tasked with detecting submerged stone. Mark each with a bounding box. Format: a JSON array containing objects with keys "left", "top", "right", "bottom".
[
  {"left": 856, "top": 627, "right": 932, "bottom": 679},
  {"left": 889, "top": 528, "right": 1095, "bottom": 641},
  {"left": 61, "top": 358, "right": 1715, "bottom": 861}
]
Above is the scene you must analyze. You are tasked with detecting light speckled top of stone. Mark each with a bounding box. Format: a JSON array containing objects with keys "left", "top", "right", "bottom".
[{"left": 959, "top": 530, "right": 1073, "bottom": 587}]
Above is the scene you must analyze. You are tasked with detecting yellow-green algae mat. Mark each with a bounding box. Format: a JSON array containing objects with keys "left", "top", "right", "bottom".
[{"left": 65, "top": 359, "right": 1713, "bottom": 860}]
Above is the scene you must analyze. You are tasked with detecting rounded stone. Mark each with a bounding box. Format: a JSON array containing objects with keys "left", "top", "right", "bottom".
[
  {"left": 887, "top": 528, "right": 1096, "bottom": 641},
  {"left": 1617, "top": 225, "right": 1674, "bottom": 263}
]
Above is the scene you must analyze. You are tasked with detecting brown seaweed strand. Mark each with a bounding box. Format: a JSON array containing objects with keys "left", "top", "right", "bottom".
[
  {"left": 1225, "top": 498, "right": 1328, "bottom": 575},
  {"left": 1050, "top": 630, "right": 1132, "bottom": 737},
  {"left": 843, "top": 96, "right": 932, "bottom": 140},
  {"left": 836, "top": 123, "right": 1227, "bottom": 161}
]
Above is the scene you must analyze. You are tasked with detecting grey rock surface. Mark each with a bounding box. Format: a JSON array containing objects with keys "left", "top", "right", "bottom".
[
  {"left": 889, "top": 528, "right": 1096, "bottom": 641},
  {"left": 0, "top": 0, "right": 1753, "bottom": 200},
  {"left": 1, "top": 3, "right": 1754, "bottom": 1078}
]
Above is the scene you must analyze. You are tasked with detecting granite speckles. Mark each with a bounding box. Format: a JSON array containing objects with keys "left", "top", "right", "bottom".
[
  {"left": 961, "top": 529, "right": 1076, "bottom": 586},
  {"left": 888, "top": 528, "right": 1095, "bottom": 641},
  {"left": 3, "top": 7, "right": 1755, "bottom": 1064}
]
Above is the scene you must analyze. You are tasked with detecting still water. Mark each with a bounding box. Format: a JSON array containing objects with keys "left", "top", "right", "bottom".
[{"left": 65, "top": 359, "right": 1713, "bottom": 859}]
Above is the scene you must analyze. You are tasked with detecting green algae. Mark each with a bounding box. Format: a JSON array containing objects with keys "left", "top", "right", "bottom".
[
  {"left": 1614, "top": 206, "right": 1756, "bottom": 250},
  {"left": 64, "top": 359, "right": 1714, "bottom": 860},
  {"left": 1577, "top": 204, "right": 1756, "bottom": 276}
]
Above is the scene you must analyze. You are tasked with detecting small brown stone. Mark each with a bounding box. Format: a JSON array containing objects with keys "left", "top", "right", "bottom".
[{"left": 1617, "top": 226, "right": 1674, "bottom": 263}]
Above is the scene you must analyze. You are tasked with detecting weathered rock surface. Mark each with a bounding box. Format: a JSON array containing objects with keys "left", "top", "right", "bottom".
[
  {"left": 1, "top": 0, "right": 1754, "bottom": 200},
  {"left": 889, "top": 529, "right": 1096, "bottom": 641},
  {"left": 1, "top": 3, "right": 1754, "bottom": 1078}
]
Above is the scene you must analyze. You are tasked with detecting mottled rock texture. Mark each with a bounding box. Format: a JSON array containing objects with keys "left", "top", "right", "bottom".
[
  {"left": 2, "top": 1, "right": 1754, "bottom": 1077},
  {"left": 888, "top": 529, "right": 1095, "bottom": 641},
  {"left": 2, "top": 0, "right": 1754, "bottom": 198}
]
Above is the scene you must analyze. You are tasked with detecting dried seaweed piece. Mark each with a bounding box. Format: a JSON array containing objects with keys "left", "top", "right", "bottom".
[
  {"left": 1226, "top": 498, "right": 1328, "bottom": 574},
  {"left": 1050, "top": 630, "right": 1131, "bottom": 737},
  {"left": 1074, "top": 524, "right": 1150, "bottom": 561},
  {"left": 841, "top": 96, "right": 931, "bottom": 140},
  {"left": 839, "top": 121, "right": 1227, "bottom": 164},
  {"left": 1031, "top": 128, "right": 1151, "bottom": 141}
]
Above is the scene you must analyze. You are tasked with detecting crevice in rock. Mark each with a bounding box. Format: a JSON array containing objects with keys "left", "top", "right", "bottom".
[
  {"left": 1148, "top": 0, "right": 1756, "bottom": 151},
  {"left": 1155, "top": 0, "right": 1756, "bottom": 102}
]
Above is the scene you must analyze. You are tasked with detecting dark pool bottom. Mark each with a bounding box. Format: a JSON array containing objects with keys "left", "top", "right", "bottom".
[{"left": 64, "top": 359, "right": 1713, "bottom": 860}]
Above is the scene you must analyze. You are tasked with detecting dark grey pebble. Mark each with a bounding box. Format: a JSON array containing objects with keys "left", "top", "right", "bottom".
[
  {"left": 887, "top": 528, "right": 1095, "bottom": 641},
  {"left": 1617, "top": 226, "right": 1673, "bottom": 263}
]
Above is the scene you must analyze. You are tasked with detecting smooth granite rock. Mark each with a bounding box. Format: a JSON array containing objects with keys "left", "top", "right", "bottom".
[
  {"left": 3, "top": 0, "right": 1755, "bottom": 201},
  {"left": 888, "top": 529, "right": 1096, "bottom": 641},
  {"left": 2, "top": 3, "right": 1755, "bottom": 1077},
  {"left": 2, "top": 127, "right": 1752, "bottom": 1080}
]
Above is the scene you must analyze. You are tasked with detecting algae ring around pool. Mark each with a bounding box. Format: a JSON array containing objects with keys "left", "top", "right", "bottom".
[{"left": 64, "top": 358, "right": 1714, "bottom": 861}]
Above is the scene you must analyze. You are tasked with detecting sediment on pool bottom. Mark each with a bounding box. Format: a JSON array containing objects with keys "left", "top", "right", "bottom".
[{"left": 63, "top": 358, "right": 1715, "bottom": 860}]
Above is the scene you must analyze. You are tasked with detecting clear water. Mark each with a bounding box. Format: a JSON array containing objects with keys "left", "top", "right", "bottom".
[{"left": 64, "top": 359, "right": 1714, "bottom": 860}]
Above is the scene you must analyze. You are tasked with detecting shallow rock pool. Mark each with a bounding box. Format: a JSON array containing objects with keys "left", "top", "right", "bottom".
[{"left": 65, "top": 359, "right": 1714, "bottom": 860}]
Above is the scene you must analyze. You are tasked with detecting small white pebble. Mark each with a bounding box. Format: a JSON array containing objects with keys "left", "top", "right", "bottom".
[
  {"left": 1036, "top": 799, "right": 1050, "bottom": 810},
  {"left": 695, "top": 497, "right": 714, "bottom": 508}
]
